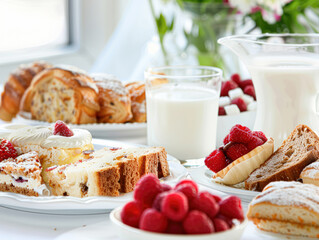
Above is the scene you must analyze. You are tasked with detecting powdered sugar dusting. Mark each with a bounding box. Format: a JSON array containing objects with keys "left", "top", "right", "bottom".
[
  {"left": 302, "top": 162, "right": 319, "bottom": 179},
  {"left": 251, "top": 181, "right": 319, "bottom": 212},
  {"left": 92, "top": 75, "right": 128, "bottom": 97}
]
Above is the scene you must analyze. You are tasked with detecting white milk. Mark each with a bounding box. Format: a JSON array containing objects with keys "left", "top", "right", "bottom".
[
  {"left": 248, "top": 55, "right": 319, "bottom": 147},
  {"left": 147, "top": 85, "right": 219, "bottom": 160}
]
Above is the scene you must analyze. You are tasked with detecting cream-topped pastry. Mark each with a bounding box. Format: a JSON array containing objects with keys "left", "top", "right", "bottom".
[
  {"left": 213, "top": 138, "right": 274, "bottom": 185},
  {"left": 0, "top": 151, "right": 49, "bottom": 196},
  {"left": 0, "top": 123, "right": 94, "bottom": 183}
]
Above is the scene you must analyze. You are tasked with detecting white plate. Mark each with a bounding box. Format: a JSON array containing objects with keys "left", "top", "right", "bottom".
[
  {"left": 0, "top": 139, "right": 188, "bottom": 214},
  {"left": 188, "top": 166, "right": 258, "bottom": 203},
  {"left": 110, "top": 207, "right": 248, "bottom": 240},
  {"left": 14, "top": 115, "right": 147, "bottom": 139}
]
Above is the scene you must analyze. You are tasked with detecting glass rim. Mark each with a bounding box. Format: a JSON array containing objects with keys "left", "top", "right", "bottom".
[
  {"left": 218, "top": 33, "right": 319, "bottom": 47},
  {"left": 145, "top": 65, "right": 223, "bottom": 80}
]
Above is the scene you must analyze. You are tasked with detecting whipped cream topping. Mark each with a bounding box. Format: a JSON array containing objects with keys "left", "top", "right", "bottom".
[
  {"left": 2, "top": 125, "right": 92, "bottom": 149},
  {"left": 41, "top": 129, "right": 92, "bottom": 148}
]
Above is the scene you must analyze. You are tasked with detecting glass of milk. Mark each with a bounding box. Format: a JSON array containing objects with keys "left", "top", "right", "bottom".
[{"left": 145, "top": 66, "right": 222, "bottom": 162}]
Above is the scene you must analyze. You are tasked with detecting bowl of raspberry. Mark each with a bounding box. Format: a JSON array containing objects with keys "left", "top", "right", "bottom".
[
  {"left": 110, "top": 174, "right": 248, "bottom": 240},
  {"left": 217, "top": 74, "right": 257, "bottom": 147}
]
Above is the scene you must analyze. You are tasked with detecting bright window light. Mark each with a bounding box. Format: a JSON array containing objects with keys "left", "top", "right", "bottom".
[{"left": 0, "top": 0, "right": 79, "bottom": 63}]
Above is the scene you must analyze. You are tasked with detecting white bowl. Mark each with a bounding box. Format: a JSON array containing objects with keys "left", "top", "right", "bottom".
[
  {"left": 216, "top": 111, "right": 256, "bottom": 147},
  {"left": 110, "top": 207, "right": 248, "bottom": 240}
]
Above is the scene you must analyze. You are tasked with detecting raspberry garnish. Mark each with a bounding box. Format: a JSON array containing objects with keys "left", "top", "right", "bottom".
[
  {"left": 174, "top": 183, "right": 197, "bottom": 204},
  {"left": 0, "top": 139, "right": 18, "bottom": 161},
  {"left": 230, "top": 73, "right": 241, "bottom": 85},
  {"left": 120, "top": 201, "right": 142, "bottom": 228},
  {"left": 220, "top": 80, "right": 238, "bottom": 97},
  {"left": 204, "top": 150, "right": 227, "bottom": 173},
  {"left": 225, "top": 143, "right": 249, "bottom": 161},
  {"left": 239, "top": 79, "right": 253, "bottom": 90},
  {"left": 252, "top": 131, "right": 267, "bottom": 142},
  {"left": 229, "top": 124, "right": 253, "bottom": 143},
  {"left": 183, "top": 210, "right": 214, "bottom": 234},
  {"left": 244, "top": 85, "right": 256, "bottom": 100},
  {"left": 231, "top": 98, "right": 247, "bottom": 112},
  {"left": 219, "top": 196, "right": 244, "bottom": 221},
  {"left": 139, "top": 208, "right": 168, "bottom": 233},
  {"left": 53, "top": 120, "right": 74, "bottom": 137},
  {"left": 246, "top": 135, "right": 264, "bottom": 151},
  {"left": 213, "top": 218, "right": 230, "bottom": 232},
  {"left": 161, "top": 191, "right": 189, "bottom": 221},
  {"left": 134, "top": 174, "right": 162, "bottom": 206},
  {"left": 175, "top": 179, "right": 198, "bottom": 193},
  {"left": 190, "top": 191, "right": 219, "bottom": 220}
]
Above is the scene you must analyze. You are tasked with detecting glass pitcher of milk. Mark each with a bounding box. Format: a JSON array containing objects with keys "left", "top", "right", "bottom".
[
  {"left": 218, "top": 34, "right": 319, "bottom": 147},
  {"left": 145, "top": 66, "right": 222, "bottom": 161}
]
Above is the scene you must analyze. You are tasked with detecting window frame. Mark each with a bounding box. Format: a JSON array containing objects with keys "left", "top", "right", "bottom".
[{"left": 0, "top": 0, "right": 81, "bottom": 65}]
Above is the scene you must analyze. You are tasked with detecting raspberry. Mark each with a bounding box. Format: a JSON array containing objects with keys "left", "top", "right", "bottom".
[
  {"left": 213, "top": 218, "right": 230, "bottom": 232},
  {"left": 244, "top": 85, "right": 256, "bottom": 100},
  {"left": 139, "top": 208, "right": 168, "bottom": 233},
  {"left": 53, "top": 120, "right": 74, "bottom": 137},
  {"left": 229, "top": 124, "right": 253, "bottom": 143},
  {"left": 230, "top": 73, "right": 241, "bottom": 85},
  {"left": 152, "top": 191, "right": 170, "bottom": 211},
  {"left": 134, "top": 174, "right": 162, "bottom": 206},
  {"left": 166, "top": 221, "right": 185, "bottom": 234},
  {"left": 175, "top": 179, "right": 198, "bottom": 193},
  {"left": 161, "top": 191, "right": 188, "bottom": 221},
  {"left": 161, "top": 183, "right": 172, "bottom": 192},
  {"left": 219, "top": 196, "right": 244, "bottom": 221},
  {"left": 223, "top": 134, "right": 231, "bottom": 145},
  {"left": 246, "top": 135, "right": 264, "bottom": 151},
  {"left": 220, "top": 80, "right": 238, "bottom": 97},
  {"left": 239, "top": 79, "right": 253, "bottom": 90},
  {"left": 0, "top": 139, "right": 18, "bottom": 161},
  {"left": 225, "top": 143, "right": 249, "bottom": 161},
  {"left": 174, "top": 183, "right": 197, "bottom": 202},
  {"left": 216, "top": 214, "right": 234, "bottom": 227},
  {"left": 252, "top": 131, "right": 267, "bottom": 142},
  {"left": 120, "top": 201, "right": 142, "bottom": 228},
  {"left": 190, "top": 191, "right": 219, "bottom": 220},
  {"left": 211, "top": 194, "right": 222, "bottom": 203},
  {"left": 204, "top": 150, "right": 227, "bottom": 173},
  {"left": 231, "top": 98, "right": 247, "bottom": 112},
  {"left": 183, "top": 210, "right": 214, "bottom": 234},
  {"left": 218, "top": 106, "right": 226, "bottom": 116}
]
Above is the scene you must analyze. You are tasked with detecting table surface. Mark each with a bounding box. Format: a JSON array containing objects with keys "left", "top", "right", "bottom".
[{"left": 0, "top": 118, "right": 302, "bottom": 240}]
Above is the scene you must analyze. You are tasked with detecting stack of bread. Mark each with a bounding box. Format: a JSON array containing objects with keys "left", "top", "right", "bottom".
[{"left": 0, "top": 62, "right": 147, "bottom": 124}]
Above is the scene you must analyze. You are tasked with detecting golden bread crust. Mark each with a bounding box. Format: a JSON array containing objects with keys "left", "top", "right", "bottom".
[{"left": 20, "top": 67, "right": 100, "bottom": 124}]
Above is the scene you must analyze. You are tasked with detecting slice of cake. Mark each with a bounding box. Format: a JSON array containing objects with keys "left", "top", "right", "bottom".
[
  {"left": 247, "top": 181, "right": 319, "bottom": 238},
  {"left": 245, "top": 125, "right": 319, "bottom": 191},
  {"left": 46, "top": 147, "right": 169, "bottom": 197},
  {"left": 0, "top": 122, "right": 94, "bottom": 183},
  {"left": 0, "top": 151, "right": 49, "bottom": 196},
  {"left": 102, "top": 146, "right": 170, "bottom": 178}
]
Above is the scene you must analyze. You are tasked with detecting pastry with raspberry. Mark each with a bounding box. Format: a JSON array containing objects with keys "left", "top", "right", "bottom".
[{"left": 205, "top": 125, "right": 274, "bottom": 185}]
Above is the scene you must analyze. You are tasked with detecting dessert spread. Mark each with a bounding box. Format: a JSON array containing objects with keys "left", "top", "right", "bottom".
[
  {"left": 247, "top": 181, "right": 319, "bottom": 238},
  {"left": 120, "top": 175, "right": 245, "bottom": 234},
  {"left": 205, "top": 124, "right": 273, "bottom": 185}
]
